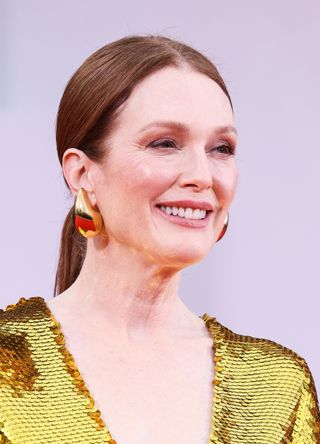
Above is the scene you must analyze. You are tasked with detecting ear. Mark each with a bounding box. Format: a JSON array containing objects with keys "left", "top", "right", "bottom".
[{"left": 62, "top": 148, "right": 96, "bottom": 201}]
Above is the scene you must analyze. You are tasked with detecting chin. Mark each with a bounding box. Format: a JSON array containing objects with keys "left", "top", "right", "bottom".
[{"left": 155, "top": 243, "right": 210, "bottom": 268}]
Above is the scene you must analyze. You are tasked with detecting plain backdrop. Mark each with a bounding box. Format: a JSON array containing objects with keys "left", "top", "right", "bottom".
[{"left": 1, "top": 0, "right": 319, "bottom": 395}]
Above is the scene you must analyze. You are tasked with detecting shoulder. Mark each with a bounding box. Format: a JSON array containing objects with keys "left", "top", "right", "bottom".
[
  {"left": 204, "top": 314, "right": 317, "bottom": 391},
  {"left": 0, "top": 296, "right": 54, "bottom": 396},
  {"left": 204, "top": 314, "right": 320, "bottom": 438},
  {"left": 0, "top": 295, "right": 48, "bottom": 330},
  {"left": 0, "top": 295, "right": 50, "bottom": 363}
]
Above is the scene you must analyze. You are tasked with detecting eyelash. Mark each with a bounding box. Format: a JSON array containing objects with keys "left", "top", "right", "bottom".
[{"left": 148, "top": 139, "right": 236, "bottom": 156}]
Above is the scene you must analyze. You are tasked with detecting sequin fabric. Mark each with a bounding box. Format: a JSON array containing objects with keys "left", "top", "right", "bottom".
[{"left": 0, "top": 296, "right": 318, "bottom": 443}]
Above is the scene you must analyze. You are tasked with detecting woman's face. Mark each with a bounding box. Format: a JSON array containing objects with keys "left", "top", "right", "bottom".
[{"left": 92, "top": 66, "right": 238, "bottom": 268}]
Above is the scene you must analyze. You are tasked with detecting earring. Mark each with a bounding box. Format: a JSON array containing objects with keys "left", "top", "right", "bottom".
[
  {"left": 73, "top": 188, "right": 103, "bottom": 238},
  {"left": 216, "top": 213, "right": 229, "bottom": 242}
]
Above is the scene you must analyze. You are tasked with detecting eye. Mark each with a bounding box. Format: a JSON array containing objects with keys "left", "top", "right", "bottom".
[
  {"left": 211, "top": 142, "right": 236, "bottom": 156},
  {"left": 148, "top": 139, "right": 177, "bottom": 149}
]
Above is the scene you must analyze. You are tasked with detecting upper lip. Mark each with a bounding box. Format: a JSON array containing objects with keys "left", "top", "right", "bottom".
[{"left": 156, "top": 199, "right": 214, "bottom": 211}]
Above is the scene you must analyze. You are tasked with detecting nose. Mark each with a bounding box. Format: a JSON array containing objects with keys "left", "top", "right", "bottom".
[{"left": 178, "top": 149, "right": 213, "bottom": 191}]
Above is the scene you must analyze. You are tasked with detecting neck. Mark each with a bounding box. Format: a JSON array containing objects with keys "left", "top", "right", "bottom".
[{"left": 56, "top": 238, "right": 204, "bottom": 342}]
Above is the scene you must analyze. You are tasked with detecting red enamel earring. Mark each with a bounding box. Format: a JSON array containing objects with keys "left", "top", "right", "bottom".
[{"left": 73, "top": 188, "right": 103, "bottom": 238}]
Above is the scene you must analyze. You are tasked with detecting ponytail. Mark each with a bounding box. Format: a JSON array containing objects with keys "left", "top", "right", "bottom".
[{"left": 53, "top": 207, "right": 87, "bottom": 296}]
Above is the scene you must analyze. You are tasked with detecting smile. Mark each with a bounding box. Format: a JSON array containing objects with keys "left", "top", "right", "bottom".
[
  {"left": 158, "top": 205, "right": 206, "bottom": 219},
  {"left": 155, "top": 204, "right": 213, "bottom": 228}
]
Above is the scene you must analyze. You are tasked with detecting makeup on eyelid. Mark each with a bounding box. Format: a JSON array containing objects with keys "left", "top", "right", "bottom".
[
  {"left": 148, "top": 138, "right": 235, "bottom": 155},
  {"left": 135, "top": 132, "right": 236, "bottom": 155}
]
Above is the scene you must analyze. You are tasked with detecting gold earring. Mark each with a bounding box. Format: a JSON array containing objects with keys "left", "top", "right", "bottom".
[
  {"left": 216, "top": 212, "right": 229, "bottom": 242},
  {"left": 73, "top": 188, "right": 103, "bottom": 238}
]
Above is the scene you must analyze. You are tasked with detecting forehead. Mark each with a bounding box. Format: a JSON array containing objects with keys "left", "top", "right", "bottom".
[{"left": 116, "top": 66, "right": 234, "bottom": 136}]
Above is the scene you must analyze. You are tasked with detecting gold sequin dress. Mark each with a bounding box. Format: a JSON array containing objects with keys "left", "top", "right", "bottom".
[{"left": 0, "top": 295, "right": 319, "bottom": 443}]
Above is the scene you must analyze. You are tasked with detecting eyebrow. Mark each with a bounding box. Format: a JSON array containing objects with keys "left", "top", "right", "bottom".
[{"left": 139, "top": 120, "right": 238, "bottom": 136}]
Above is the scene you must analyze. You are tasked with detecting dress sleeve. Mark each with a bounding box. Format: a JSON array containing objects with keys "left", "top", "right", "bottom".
[{"left": 291, "top": 359, "right": 320, "bottom": 442}]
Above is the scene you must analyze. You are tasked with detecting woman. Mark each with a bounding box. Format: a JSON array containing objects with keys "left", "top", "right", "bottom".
[{"left": 0, "top": 34, "right": 319, "bottom": 444}]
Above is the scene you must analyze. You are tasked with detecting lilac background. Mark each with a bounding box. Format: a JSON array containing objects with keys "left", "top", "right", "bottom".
[{"left": 1, "top": 0, "right": 319, "bottom": 393}]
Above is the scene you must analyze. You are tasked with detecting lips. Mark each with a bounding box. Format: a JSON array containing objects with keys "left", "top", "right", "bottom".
[{"left": 154, "top": 204, "right": 212, "bottom": 228}]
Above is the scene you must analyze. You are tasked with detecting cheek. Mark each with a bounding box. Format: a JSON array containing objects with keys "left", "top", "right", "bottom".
[
  {"left": 212, "top": 162, "right": 238, "bottom": 206},
  {"left": 118, "top": 157, "right": 177, "bottom": 201}
]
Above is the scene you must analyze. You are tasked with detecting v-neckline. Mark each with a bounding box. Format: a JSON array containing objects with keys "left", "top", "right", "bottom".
[{"left": 39, "top": 296, "right": 223, "bottom": 444}]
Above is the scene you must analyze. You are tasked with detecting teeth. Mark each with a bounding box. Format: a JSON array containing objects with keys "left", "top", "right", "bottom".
[
  {"left": 159, "top": 205, "right": 207, "bottom": 220},
  {"left": 178, "top": 207, "right": 185, "bottom": 217},
  {"left": 172, "top": 207, "right": 179, "bottom": 216}
]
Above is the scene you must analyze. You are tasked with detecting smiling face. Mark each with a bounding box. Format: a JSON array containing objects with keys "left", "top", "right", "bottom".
[{"left": 91, "top": 66, "right": 238, "bottom": 268}]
